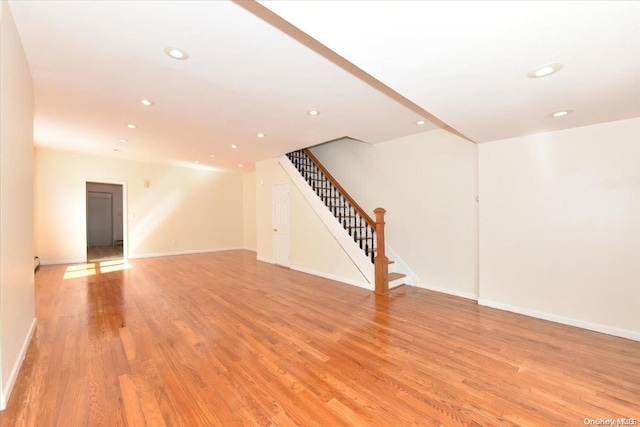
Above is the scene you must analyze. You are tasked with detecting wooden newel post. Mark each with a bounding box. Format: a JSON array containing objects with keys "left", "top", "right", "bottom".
[{"left": 374, "top": 208, "right": 388, "bottom": 295}]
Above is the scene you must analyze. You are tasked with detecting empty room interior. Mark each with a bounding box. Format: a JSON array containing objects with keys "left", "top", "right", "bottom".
[{"left": 1, "top": 1, "right": 639, "bottom": 425}]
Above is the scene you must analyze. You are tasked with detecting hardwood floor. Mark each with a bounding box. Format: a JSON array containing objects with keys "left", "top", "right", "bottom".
[
  {"left": 2, "top": 250, "right": 639, "bottom": 426},
  {"left": 87, "top": 245, "right": 124, "bottom": 262}
]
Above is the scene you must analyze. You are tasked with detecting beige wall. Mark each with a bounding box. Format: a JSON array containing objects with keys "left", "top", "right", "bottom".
[
  {"left": 255, "top": 158, "right": 367, "bottom": 286},
  {"left": 479, "top": 118, "right": 640, "bottom": 338},
  {"left": 242, "top": 171, "right": 257, "bottom": 251},
  {"left": 311, "top": 129, "right": 479, "bottom": 298},
  {"left": 35, "top": 148, "right": 244, "bottom": 263},
  {"left": 0, "top": 0, "right": 36, "bottom": 407}
]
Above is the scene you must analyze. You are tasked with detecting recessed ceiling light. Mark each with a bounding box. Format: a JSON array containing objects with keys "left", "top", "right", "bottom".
[
  {"left": 416, "top": 120, "right": 426, "bottom": 125},
  {"left": 164, "top": 46, "right": 189, "bottom": 60},
  {"left": 238, "top": 164, "right": 243, "bottom": 168},
  {"left": 119, "top": 138, "right": 128, "bottom": 143},
  {"left": 550, "top": 109, "right": 573, "bottom": 118},
  {"left": 113, "top": 149, "right": 121, "bottom": 152},
  {"left": 209, "top": 154, "right": 216, "bottom": 158},
  {"left": 527, "top": 63, "right": 563, "bottom": 79},
  {"left": 127, "top": 124, "right": 137, "bottom": 129},
  {"left": 231, "top": 144, "right": 238, "bottom": 149},
  {"left": 307, "top": 110, "right": 320, "bottom": 116},
  {"left": 256, "top": 133, "right": 265, "bottom": 138},
  {"left": 139, "top": 99, "right": 154, "bottom": 106}
]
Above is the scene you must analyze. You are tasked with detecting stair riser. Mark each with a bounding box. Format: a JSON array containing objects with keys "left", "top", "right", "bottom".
[{"left": 389, "top": 277, "right": 405, "bottom": 288}]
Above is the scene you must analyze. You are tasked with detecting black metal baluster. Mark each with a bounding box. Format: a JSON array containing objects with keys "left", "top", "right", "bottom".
[
  {"left": 323, "top": 174, "right": 327, "bottom": 204},
  {"left": 364, "top": 223, "right": 369, "bottom": 259},
  {"left": 364, "top": 221, "right": 371, "bottom": 255},
  {"left": 359, "top": 215, "right": 364, "bottom": 249},
  {"left": 340, "top": 200, "right": 349, "bottom": 226},
  {"left": 331, "top": 183, "right": 336, "bottom": 217}
]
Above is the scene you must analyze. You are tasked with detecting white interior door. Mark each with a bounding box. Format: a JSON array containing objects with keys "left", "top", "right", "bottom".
[
  {"left": 273, "top": 183, "right": 291, "bottom": 267},
  {"left": 87, "top": 192, "right": 113, "bottom": 247}
]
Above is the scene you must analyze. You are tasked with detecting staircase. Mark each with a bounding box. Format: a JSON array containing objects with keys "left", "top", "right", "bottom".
[{"left": 281, "top": 148, "right": 411, "bottom": 294}]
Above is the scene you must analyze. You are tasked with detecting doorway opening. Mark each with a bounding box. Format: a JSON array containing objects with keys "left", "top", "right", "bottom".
[{"left": 86, "top": 182, "right": 125, "bottom": 262}]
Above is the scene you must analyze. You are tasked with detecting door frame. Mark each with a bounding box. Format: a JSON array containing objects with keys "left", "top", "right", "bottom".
[
  {"left": 85, "top": 180, "right": 128, "bottom": 261},
  {"left": 272, "top": 182, "right": 291, "bottom": 267}
]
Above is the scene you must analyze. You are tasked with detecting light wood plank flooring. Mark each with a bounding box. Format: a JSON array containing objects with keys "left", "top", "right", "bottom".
[
  {"left": 2, "top": 250, "right": 639, "bottom": 426},
  {"left": 87, "top": 245, "right": 123, "bottom": 262}
]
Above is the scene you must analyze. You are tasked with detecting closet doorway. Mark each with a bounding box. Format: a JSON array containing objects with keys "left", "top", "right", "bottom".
[{"left": 86, "top": 182, "right": 125, "bottom": 261}]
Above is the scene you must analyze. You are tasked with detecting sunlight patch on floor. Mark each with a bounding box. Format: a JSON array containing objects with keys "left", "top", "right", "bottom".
[
  {"left": 63, "top": 259, "right": 133, "bottom": 279},
  {"left": 100, "top": 260, "right": 133, "bottom": 273},
  {"left": 63, "top": 266, "right": 96, "bottom": 280},
  {"left": 65, "top": 263, "right": 96, "bottom": 272}
]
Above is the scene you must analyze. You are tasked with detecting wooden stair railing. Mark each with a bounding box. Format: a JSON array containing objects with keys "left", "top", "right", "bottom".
[{"left": 286, "top": 149, "right": 393, "bottom": 294}]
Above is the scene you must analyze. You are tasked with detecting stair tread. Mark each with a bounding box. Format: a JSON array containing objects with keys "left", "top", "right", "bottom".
[{"left": 389, "top": 272, "right": 406, "bottom": 281}]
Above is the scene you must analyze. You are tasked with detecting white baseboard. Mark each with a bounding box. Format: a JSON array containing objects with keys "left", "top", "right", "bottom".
[
  {"left": 40, "top": 258, "right": 85, "bottom": 266},
  {"left": 478, "top": 298, "right": 640, "bottom": 342},
  {"left": 1, "top": 317, "right": 37, "bottom": 410},
  {"left": 256, "top": 256, "right": 274, "bottom": 264},
  {"left": 416, "top": 282, "right": 478, "bottom": 301},
  {"left": 242, "top": 247, "right": 257, "bottom": 253},
  {"left": 127, "top": 247, "right": 245, "bottom": 260},
  {"left": 40, "top": 248, "right": 248, "bottom": 266},
  {"left": 290, "top": 265, "right": 372, "bottom": 291}
]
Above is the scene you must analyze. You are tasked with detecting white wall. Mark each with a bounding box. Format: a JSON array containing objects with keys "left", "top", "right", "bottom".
[
  {"left": 86, "top": 182, "right": 124, "bottom": 242},
  {"left": 478, "top": 118, "right": 640, "bottom": 339},
  {"left": 35, "top": 148, "right": 244, "bottom": 263},
  {"left": 311, "top": 129, "right": 479, "bottom": 298},
  {"left": 0, "top": 0, "right": 36, "bottom": 408},
  {"left": 242, "top": 171, "right": 257, "bottom": 251},
  {"left": 255, "top": 158, "right": 367, "bottom": 287}
]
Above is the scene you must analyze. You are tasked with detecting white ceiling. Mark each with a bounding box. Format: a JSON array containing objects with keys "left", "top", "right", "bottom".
[
  {"left": 260, "top": 0, "right": 640, "bottom": 143},
  {"left": 8, "top": 1, "right": 640, "bottom": 171}
]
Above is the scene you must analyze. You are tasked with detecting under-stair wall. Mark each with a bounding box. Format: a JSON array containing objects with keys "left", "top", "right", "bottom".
[
  {"left": 309, "top": 131, "right": 479, "bottom": 299},
  {"left": 278, "top": 150, "right": 418, "bottom": 292},
  {"left": 254, "top": 158, "right": 370, "bottom": 289}
]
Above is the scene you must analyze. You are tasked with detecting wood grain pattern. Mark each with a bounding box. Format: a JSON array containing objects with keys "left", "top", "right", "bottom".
[
  {"left": 87, "top": 245, "right": 123, "bottom": 262},
  {"left": 374, "top": 207, "right": 389, "bottom": 295},
  {"left": 1, "top": 250, "right": 639, "bottom": 426}
]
